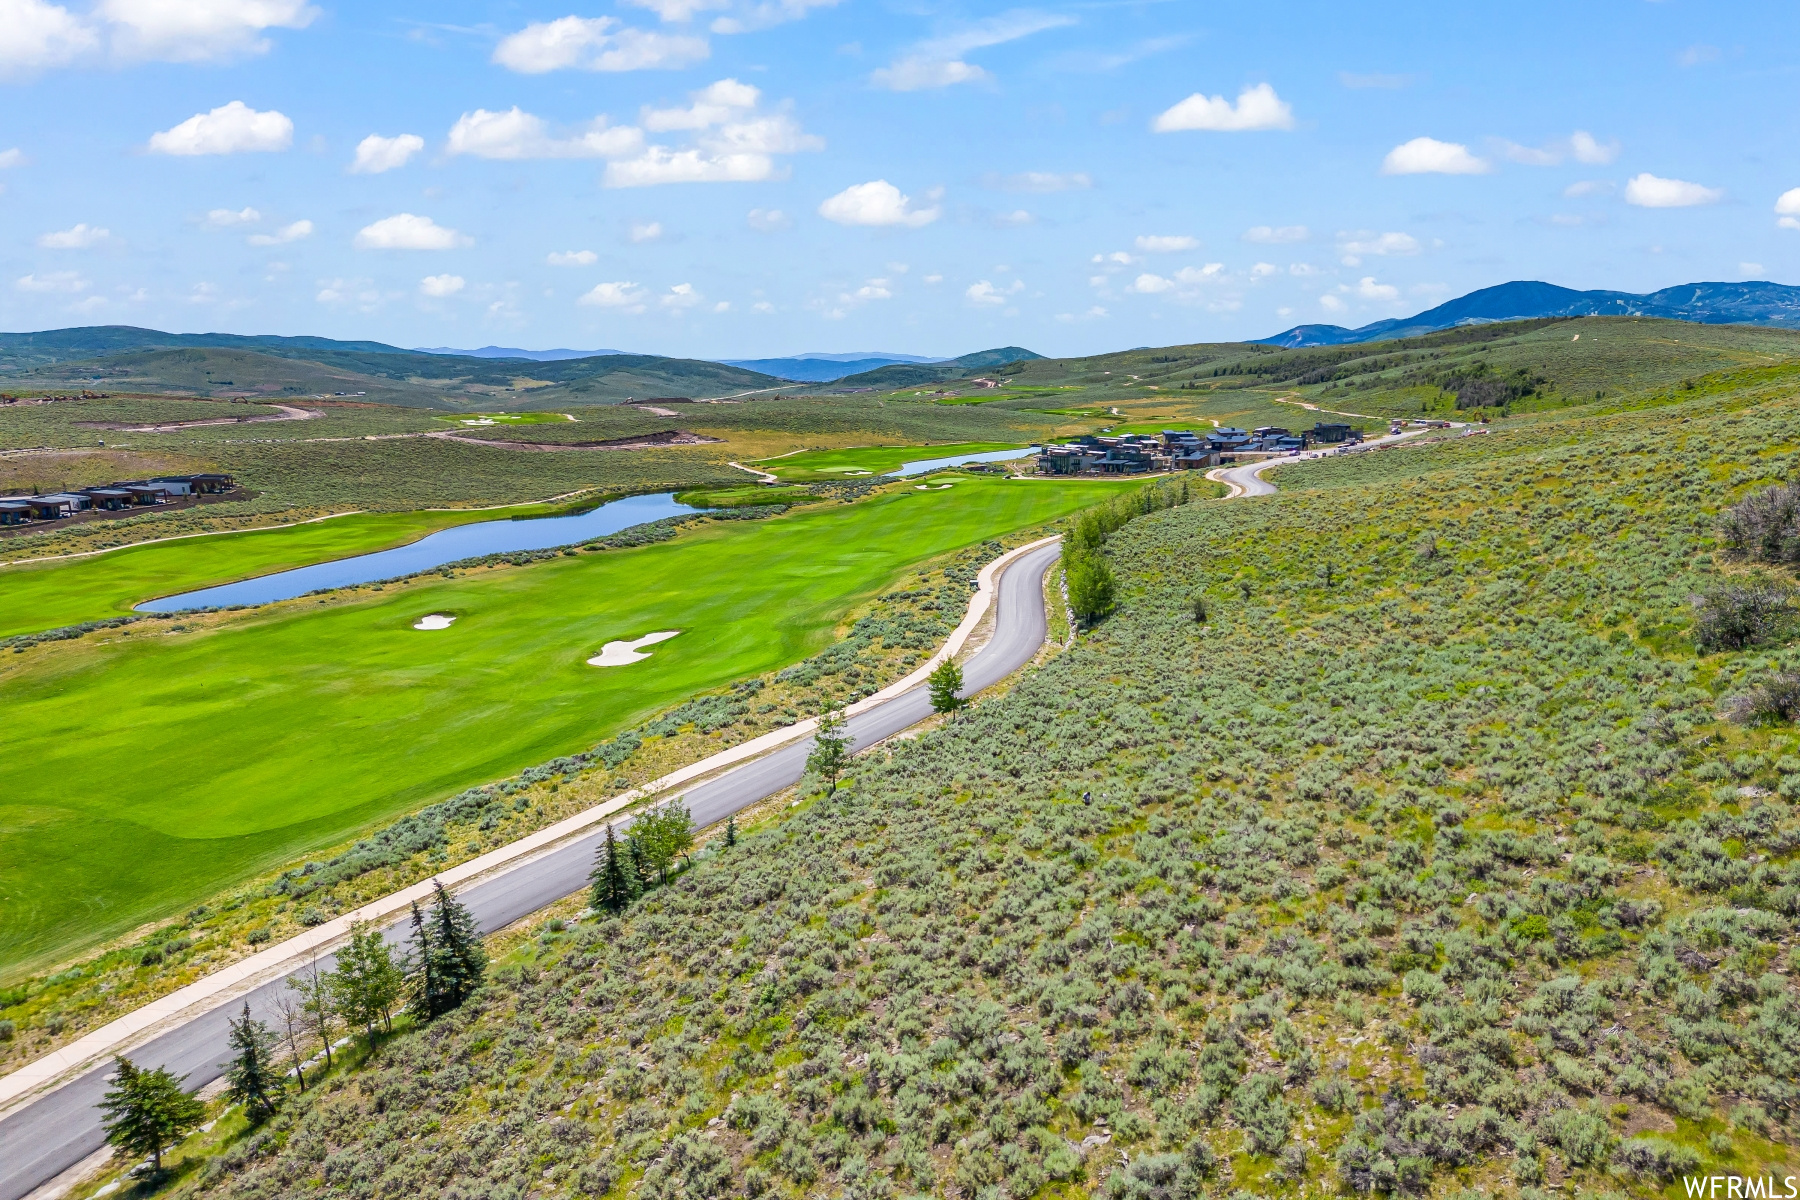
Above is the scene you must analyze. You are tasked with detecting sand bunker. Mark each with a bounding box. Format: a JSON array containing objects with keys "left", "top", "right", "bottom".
[
  {"left": 841, "top": 469, "right": 873, "bottom": 475},
  {"left": 588, "top": 630, "right": 680, "bottom": 667},
  {"left": 414, "top": 614, "right": 457, "bottom": 630},
  {"left": 914, "top": 483, "right": 954, "bottom": 491}
]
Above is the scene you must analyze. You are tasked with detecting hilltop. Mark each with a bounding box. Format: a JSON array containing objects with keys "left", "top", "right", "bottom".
[{"left": 1258, "top": 279, "right": 1800, "bottom": 348}]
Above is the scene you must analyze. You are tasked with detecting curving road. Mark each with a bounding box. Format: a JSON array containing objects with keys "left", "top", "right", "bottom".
[{"left": 0, "top": 540, "right": 1063, "bottom": 1200}]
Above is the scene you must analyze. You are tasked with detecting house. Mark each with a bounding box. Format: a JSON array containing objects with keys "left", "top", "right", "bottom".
[
  {"left": 27, "top": 494, "right": 80, "bottom": 519},
  {"left": 83, "top": 487, "right": 134, "bottom": 510},
  {"left": 147, "top": 476, "right": 194, "bottom": 496},
  {"left": 0, "top": 499, "right": 31, "bottom": 525},
  {"left": 1172, "top": 449, "right": 1217, "bottom": 470},
  {"left": 187, "top": 473, "right": 235, "bottom": 493},
  {"left": 1312, "top": 422, "right": 1354, "bottom": 444},
  {"left": 121, "top": 483, "right": 174, "bottom": 505}
]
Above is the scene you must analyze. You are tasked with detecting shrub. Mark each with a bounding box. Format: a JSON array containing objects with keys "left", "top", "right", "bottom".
[
  {"left": 1231, "top": 1073, "right": 1291, "bottom": 1154},
  {"left": 1725, "top": 673, "right": 1800, "bottom": 724},
  {"left": 1692, "top": 585, "right": 1795, "bottom": 652},
  {"left": 1538, "top": 1107, "right": 1612, "bottom": 1168},
  {"left": 1719, "top": 480, "right": 1800, "bottom": 568},
  {"left": 1614, "top": 1136, "right": 1702, "bottom": 1180}
]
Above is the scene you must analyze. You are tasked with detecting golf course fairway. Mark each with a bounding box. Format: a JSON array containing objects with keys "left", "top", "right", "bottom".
[
  {"left": 0, "top": 475, "right": 1135, "bottom": 972},
  {"left": 753, "top": 442, "right": 1027, "bottom": 482},
  {"left": 0, "top": 506, "right": 567, "bottom": 641}
]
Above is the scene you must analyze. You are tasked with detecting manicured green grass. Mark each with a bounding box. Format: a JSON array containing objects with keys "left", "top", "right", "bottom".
[
  {"left": 0, "top": 506, "right": 562, "bottom": 640},
  {"left": 0, "top": 476, "right": 1137, "bottom": 972},
  {"left": 751, "top": 441, "right": 1029, "bottom": 482},
  {"left": 674, "top": 484, "right": 819, "bottom": 508}
]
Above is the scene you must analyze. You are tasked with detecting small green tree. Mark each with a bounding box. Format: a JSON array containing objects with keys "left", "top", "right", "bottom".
[
  {"left": 928, "top": 658, "right": 965, "bottom": 715},
  {"left": 99, "top": 1055, "right": 206, "bottom": 1174},
  {"left": 271, "top": 992, "right": 311, "bottom": 1091},
  {"left": 626, "top": 834, "right": 655, "bottom": 894},
  {"left": 806, "top": 707, "right": 853, "bottom": 795},
  {"left": 633, "top": 802, "right": 695, "bottom": 885},
  {"left": 223, "top": 1002, "right": 283, "bottom": 1123},
  {"left": 328, "top": 921, "right": 404, "bottom": 1040},
  {"left": 591, "top": 823, "right": 635, "bottom": 912},
  {"left": 288, "top": 957, "right": 338, "bottom": 1072},
  {"left": 1065, "top": 553, "right": 1116, "bottom": 624}
]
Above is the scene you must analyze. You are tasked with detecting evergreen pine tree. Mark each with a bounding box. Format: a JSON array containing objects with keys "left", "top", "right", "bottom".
[
  {"left": 223, "top": 1002, "right": 283, "bottom": 1123},
  {"left": 425, "top": 879, "right": 486, "bottom": 1015},
  {"left": 725, "top": 814, "right": 738, "bottom": 848},
  {"left": 99, "top": 1055, "right": 205, "bottom": 1174},
  {"left": 405, "top": 899, "right": 438, "bottom": 1021},
  {"left": 627, "top": 834, "right": 655, "bottom": 894},
  {"left": 590, "top": 824, "right": 633, "bottom": 913}
]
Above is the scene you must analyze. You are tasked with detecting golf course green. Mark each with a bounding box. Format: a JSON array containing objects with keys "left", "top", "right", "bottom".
[
  {"left": 753, "top": 441, "right": 1027, "bottom": 482},
  {"left": 0, "top": 476, "right": 1134, "bottom": 973},
  {"left": 0, "top": 505, "right": 570, "bottom": 641}
]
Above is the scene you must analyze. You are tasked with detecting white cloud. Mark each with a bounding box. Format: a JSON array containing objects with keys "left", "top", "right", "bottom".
[
  {"left": 1623, "top": 172, "right": 1722, "bottom": 208},
  {"left": 1319, "top": 293, "right": 1344, "bottom": 313},
  {"left": 494, "top": 16, "right": 707, "bottom": 73},
  {"left": 966, "top": 278, "right": 1023, "bottom": 306},
  {"left": 1337, "top": 231, "right": 1419, "bottom": 265},
  {"left": 1288, "top": 263, "right": 1318, "bottom": 276},
  {"left": 1092, "top": 250, "right": 1136, "bottom": 266},
  {"left": 1244, "top": 224, "right": 1308, "bottom": 244},
  {"left": 0, "top": 148, "right": 24, "bottom": 167},
  {"left": 447, "top": 108, "right": 644, "bottom": 161},
  {"left": 752, "top": 300, "right": 774, "bottom": 313},
  {"left": 205, "top": 206, "right": 260, "bottom": 228},
  {"left": 1777, "top": 188, "right": 1800, "bottom": 230},
  {"left": 354, "top": 213, "right": 469, "bottom": 251},
  {"left": 622, "top": 0, "right": 840, "bottom": 35},
  {"left": 872, "top": 10, "right": 1074, "bottom": 91},
  {"left": 983, "top": 170, "right": 1092, "bottom": 192},
  {"left": 747, "top": 208, "right": 789, "bottom": 231},
  {"left": 630, "top": 221, "right": 664, "bottom": 243},
  {"left": 712, "top": 300, "right": 731, "bottom": 313},
  {"left": 1381, "top": 136, "right": 1490, "bottom": 175},
  {"left": 101, "top": 0, "right": 316, "bottom": 63},
  {"left": 1152, "top": 83, "right": 1294, "bottom": 133},
  {"left": 1250, "top": 262, "right": 1278, "bottom": 278},
  {"left": 1741, "top": 263, "right": 1765, "bottom": 276},
  {"left": 661, "top": 282, "right": 702, "bottom": 309},
  {"left": 643, "top": 77, "right": 758, "bottom": 130},
  {"left": 1569, "top": 131, "right": 1618, "bottom": 165},
  {"left": 0, "top": 0, "right": 97, "bottom": 75},
  {"left": 992, "top": 209, "right": 1033, "bottom": 227},
  {"left": 818, "top": 180, "right": 940, "bottom": 228},
  {"left": 1134, "top": 234, "right": 1198, "bottom": 253},
  {"left": 605, "top": 146, "right": 776, "bottom": 186},
  {"left": 548, "top": 249, "right": 598, "bottom": 266},
  {"left": 579, "top": 280, "right": 647, "bottom": 311},
  {"left": 351, "top": 133, "right": 424, "bottom": 174},
  {"left": 248, "top": 218, "right": 312, "bottom": 245},
  {"left": 1498, "top": 130, "right": 1620, "bottom": 167},
  {"left": 419, "top": 273, "right": 465, "bottom": 297},
  {"left": 148, "top": 101, "right": 292, "bottom": 156},
  {"left": 1353, "top": 276, "right": 1398, "bottom": 301},
  {"left": 17, "top": 270, "right": 87, "bottom": 292},
  {"left": 38, "top": 222, "right": 110, "bottom": 248},
  {"left": 1128, "top": 273, "right": 1173, "bottom": 294}
]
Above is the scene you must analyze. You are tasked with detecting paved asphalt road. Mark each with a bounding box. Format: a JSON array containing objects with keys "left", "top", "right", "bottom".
[{"left": 0, "top": 540, "right": 1062, "bottom": 1200}]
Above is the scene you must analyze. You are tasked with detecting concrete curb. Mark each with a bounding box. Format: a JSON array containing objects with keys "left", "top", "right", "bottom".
[{"left": 0, "top": 532, "right": 1061, "bottom": 1117}]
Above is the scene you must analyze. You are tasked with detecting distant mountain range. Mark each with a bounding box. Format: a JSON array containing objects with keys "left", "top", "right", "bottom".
[
  {"left": 828, "top": 347, "right": 1044, "bottom": 389},
  {"left": 717, "top": 353, "right": 946, "bottom": 382},
  {"left": 414, "top": 346, "right": 626, "bottom": 362},
  {"left": 1257, "top": 280, "right": 1800, "bottom": 348}
]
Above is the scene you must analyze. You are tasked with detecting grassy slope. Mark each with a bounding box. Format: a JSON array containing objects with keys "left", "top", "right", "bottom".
[
  {"left": 160, "top": 367, "right": 1800, "bottom": 1200},
  {"left": 0, "top": 476, "right": 1135, "bottom": 970},
  {"left": 0, "top": 508, "right": 571, "bottom": 638}
]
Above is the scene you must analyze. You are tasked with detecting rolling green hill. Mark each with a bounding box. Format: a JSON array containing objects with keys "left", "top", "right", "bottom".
[{"left": 824, "top": 346, "right": 1043, "bottom": 390}]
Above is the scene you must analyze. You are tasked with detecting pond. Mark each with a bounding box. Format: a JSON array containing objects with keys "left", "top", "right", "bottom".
[
  {"left": 137, "top": 492, "right": 705, "bottom": 613},
  {"left": 888, "top": 447, "right": 1038, "bottom": 476}
]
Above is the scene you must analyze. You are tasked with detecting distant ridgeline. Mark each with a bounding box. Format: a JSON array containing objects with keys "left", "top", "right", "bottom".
[
  {"left": 1258, "top": 280, "right": 1800, "bottom": 348},
  {"left": 0, "top": 325, "right": 1041, "bottom": 409}
]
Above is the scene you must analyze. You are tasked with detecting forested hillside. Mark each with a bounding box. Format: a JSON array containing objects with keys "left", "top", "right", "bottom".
[{"left": 165, "top": 368, "right": 1800, "bottom": 1198}]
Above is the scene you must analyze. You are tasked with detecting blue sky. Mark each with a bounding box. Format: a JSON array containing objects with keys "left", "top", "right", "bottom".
[{"left": 1, "top": 0, "right": 1795, "bottom": 358}]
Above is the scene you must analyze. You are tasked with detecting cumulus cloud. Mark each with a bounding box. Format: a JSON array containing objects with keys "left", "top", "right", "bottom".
[
  {"left": 447, "top": 108, "right": 644, "bottom": 161},
  {"left": 1153, "top": 83, "right": 1293, "bottom": 133},
  {"left": 982, "top": 170, "right": 1092, "bottom": 192},
  {"left": 966, "top": 278, "right": 1023, "bottom": 306},
  {"left": 1338, "top": 231, "right": 1420, "bottom": 259},
  {"left": 148, "top": 101, "right": 292, "bottom": 155},
  {"left": 818, "top": 180, "right": 941, "bottom": 228},
  {"left": 547, "top": 249, "right": 598, "bottom": 265},
  {"left": 17, "top": 270, "right": 87, "bottom": 292},
  {"left": 0, "top": 148, "right": 25, "bottom": 167},
  {"left": 354, "top": 213, "right": 469, "bottom": 250},
  {"left": 604, "top": 79, "right": 820, "bottom": 187},
  {"left": 351, "top": 133, "right": 424, "bottom": 174},
  {"left": 578, "top": 280, "right": 648, "bottom": 311},
  {"left": 494, "top": 15, "right": 707, "bottom": 73},
  {"left": 872, "top": 10, "right": 1074, "bottom": 91},
  {"left": 38, "top": 222, "right": 110, "bottom": 248},
  {"left": 101, "top": 0, "right": 317, "bottom": 63},
  {"left": 630, "top": 221, "right": 664, "bottom": 242},
  {"left": 661, "top": 282, "right": 702, "bottom": 309},
  {"left": 1353, "top": 276, "right": 1398, "bottom": 301},
  {"left": 1498, "top": 129, "right": 1620, "bottom": 167},
  {"left": 1128, "top": 272, "right": 1173, "bottom": 294},
  {"left": 992, "top": 209, "right": 1033, "bottom": 227},
  {"left": 1569, "top": 131, "right": 1619, "bottom": 165},
  {"left": 248, "top": 218, "right": 312, "bottom": 245},
  {"left": 1624, "top": 173, "right": 1722, "bottom": 208},
  {"left": 1250, "top": 262, "right": 1278, "bottom": 278},
  {"left": 1776, "top": 187, "right": 1800, "bottom": 231},
  {"left": 419, "top": 273, "right": 465, "bottom": 297},
  {"left": 1244, "top": 224, "right": 1308, "bottom": 244},
  {"left": 0, "top": 0, "right": 98, "bottom": 76},
  {"left": 1319, "top": 293, "right": 1344, "bottom": 312},
  {"left": 747, "top": 207, "right": 789, "bottom": 231},
  {"left": 205, "top": 206, "right": 260, "bottom": 227},
  {"left": 1135, "top": 234, "right": 1198, "bottom": 253},
  {"left": 1381, "top": 136, "right": 1490, "bottom": 175}
]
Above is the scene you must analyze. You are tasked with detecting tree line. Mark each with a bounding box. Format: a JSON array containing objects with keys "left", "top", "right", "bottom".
[
  {"left": 99, "top": 881, "right": 487, "bottom": 1180},
  {"left": 1064, "top": 479, "right": 1198, "bottom": 625}
]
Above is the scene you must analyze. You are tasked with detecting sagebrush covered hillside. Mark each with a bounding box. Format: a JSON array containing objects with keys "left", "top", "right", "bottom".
[{"left": 184, "top": 383, "right": 1800, "bottom": 1199}]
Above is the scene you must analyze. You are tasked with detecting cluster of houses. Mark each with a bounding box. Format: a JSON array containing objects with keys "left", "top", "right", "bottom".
[
  {"left": 1035, "top": 422, "right": 1361, "bottom": 476},
  {"left": 0, "top": 473, "right": 235, "bottom": 526}
]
